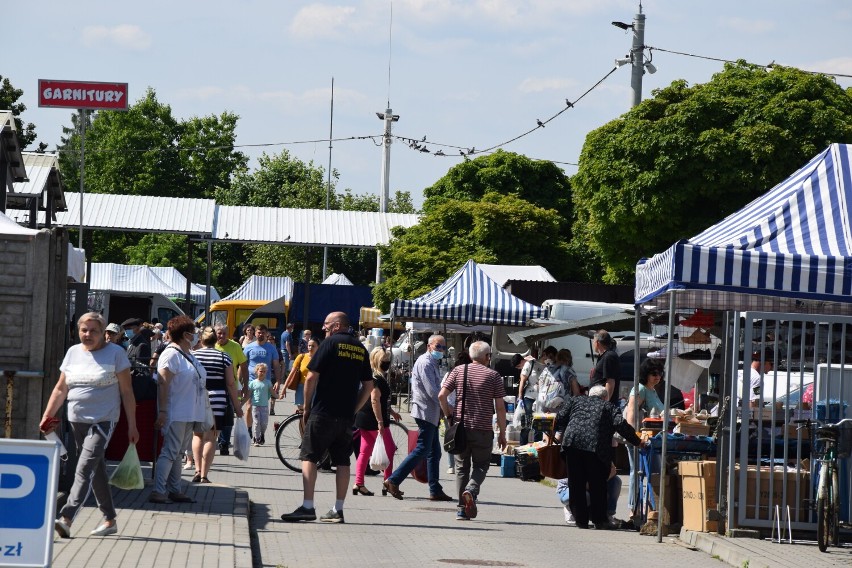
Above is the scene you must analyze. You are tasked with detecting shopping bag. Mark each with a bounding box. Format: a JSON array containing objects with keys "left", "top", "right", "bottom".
[
  {"left": 108, "top": 443, "right": 144, "bottom": 490},
  {"left": 537, "top": 437, "right": 567, "bottom": 479},
  {"left": 408, "top": 430, "right": 428, "bottom": 483},
  {"left": 536, "top": 369, "right": 565, "bottom": 411},
  {"left": 369, "top": 433, "right": 390, "bottom": 471},
  {"left": 233, "top": 419, "right": 251, "bottom": 461},
  {"left": 443, "top": 419, "right": 467, "bottom": 453},
  {"left": 512, "top": 399, "right": 525, "bottom": 429}
]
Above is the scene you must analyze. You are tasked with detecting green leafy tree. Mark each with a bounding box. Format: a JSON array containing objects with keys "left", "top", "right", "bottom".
[
  {"left": 572, "top": 62, "right": 852, "bottom": 284},
  {"left": 0, "top": 76, "right": 42, "bottom": 150},
  {"left": 373, "top": 192, "right": 572, "bottom": 312},
  {"left": 56, "top": 88, "right": 247, "bottom": 283}
]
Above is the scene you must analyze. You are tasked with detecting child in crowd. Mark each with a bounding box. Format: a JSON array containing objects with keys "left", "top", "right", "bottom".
[{"left": 249, "top": 363, "right": 272, "bottom": 446}]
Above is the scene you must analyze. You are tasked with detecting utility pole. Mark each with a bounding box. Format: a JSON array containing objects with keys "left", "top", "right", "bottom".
[
  {"left": 613, "top": 4, "right": 653, "bottom": 108},
  {"left": 629, "top": 9, "right": 646, "bottom": 108},
  {"left": 375, "top": 108, "right": 399, "bottom": 283}
]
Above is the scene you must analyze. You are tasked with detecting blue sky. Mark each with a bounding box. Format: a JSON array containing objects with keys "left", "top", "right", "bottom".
[{"left": 8, "top": 1, "right": 852, "bottom": 207}]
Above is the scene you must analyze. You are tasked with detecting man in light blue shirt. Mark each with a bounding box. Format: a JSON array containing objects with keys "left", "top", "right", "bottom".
[{"left": 384, "top": 335, "right": 453, "bottom": 501}]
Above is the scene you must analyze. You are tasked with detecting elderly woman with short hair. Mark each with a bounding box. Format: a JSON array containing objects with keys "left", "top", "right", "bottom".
[
  {"left": 41, "top": 311, "right": 138, "bottom": 538},
  {"left": 553, "top": 384, "right": 644, "bottom": 530}
]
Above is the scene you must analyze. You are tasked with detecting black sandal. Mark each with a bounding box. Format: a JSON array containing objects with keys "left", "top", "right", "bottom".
[
  {"left": 352, "top": 485, "right": 374, "bottom": 496},
  {"left": 200, "top": 477, "right": 211, "bottom": 484},
  {"left": 191, "top": 473, "right": 202, "bottom": 483}
]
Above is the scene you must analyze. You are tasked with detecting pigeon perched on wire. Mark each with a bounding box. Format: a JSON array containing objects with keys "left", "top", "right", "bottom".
[{"left": 536, "top": 119, "right": 545, "bottom": 128}]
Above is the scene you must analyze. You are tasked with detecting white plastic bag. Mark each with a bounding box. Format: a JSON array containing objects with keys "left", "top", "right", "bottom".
[
  {"left": 512, "top": 398, "right": 525, "bottom": 429},
  {"left": 233, "top": 419, "right": 251, "bottom": 461},
  {"left": 536, "top": 368, "right": 565, "bottom": 411},
  {"left": 369, "top": 433, "right": 390, "bottom": 471}
]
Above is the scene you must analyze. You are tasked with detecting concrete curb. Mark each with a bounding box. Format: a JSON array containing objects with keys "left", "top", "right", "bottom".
[{"left": 233, "top": 489, "right": 252, "bottom": 568}]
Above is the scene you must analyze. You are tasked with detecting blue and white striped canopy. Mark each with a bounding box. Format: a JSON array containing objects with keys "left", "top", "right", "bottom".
[
  {"left": 392, "top": 260, "right": 545, "bottom": 325},
  {"left": 636, "top": 143, "right": 852, "bottom": 307}
]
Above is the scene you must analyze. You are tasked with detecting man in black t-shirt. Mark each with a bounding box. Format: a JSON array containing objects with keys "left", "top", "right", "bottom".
[
  {"left": 591, "top": 329, "right": 620, "bottom": 402},
  {"left": 280, "top": 311, "right": 372, "bottom": 525}
]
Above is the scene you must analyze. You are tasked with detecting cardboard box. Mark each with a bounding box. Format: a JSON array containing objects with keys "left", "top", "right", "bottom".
[
  {"left": 649, "top": 473, "right": 681, "bottom": 532},
  {"left": 673, "top": 422, "right": 711, "bottom": 436},
  {"left": 735, "top": 465, "right": 810, "bottom": 522},
  {"left": 679, "top": 460, "right": 718, "bottom": 532}
]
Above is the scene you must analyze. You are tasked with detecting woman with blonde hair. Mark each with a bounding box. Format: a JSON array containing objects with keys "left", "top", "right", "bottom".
[
  {"left": 42, "top": 312, "right": 138, "bottom": 538},
  {"left": 352, "top": 347, "right": 401, "bottom": 495}
]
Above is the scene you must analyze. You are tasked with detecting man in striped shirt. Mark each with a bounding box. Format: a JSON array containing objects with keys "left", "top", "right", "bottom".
[{"left": 439, "top": 341, "right": 507, "bottom": 521}]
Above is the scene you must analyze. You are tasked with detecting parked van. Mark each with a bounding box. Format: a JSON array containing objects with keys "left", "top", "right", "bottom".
[{"left": 89, "top": 291, "right": 184, "bottom": 326}]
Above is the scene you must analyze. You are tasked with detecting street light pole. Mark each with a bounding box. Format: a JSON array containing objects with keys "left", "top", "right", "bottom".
[
  {"left": 375, "top": 108, "right": 399, "bottom": 284},
  {"left": 629, "top": 9, "right": 646, "bottom": 108}
]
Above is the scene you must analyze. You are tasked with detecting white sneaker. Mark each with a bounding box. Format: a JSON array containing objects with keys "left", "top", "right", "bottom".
[{"left": 564, "top": 506, "right": 576, "bottom": 526}]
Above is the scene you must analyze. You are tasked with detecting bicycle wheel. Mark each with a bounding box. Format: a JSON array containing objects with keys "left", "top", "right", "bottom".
[
  {"left": 275, "top": 414, "right": 304, "bottom": 472},
  {"left": 387, "top": 420, "right": 410, "bottom": 463},
  {"left": 817, "top": 496, "right": 829, "bottom": 552}
]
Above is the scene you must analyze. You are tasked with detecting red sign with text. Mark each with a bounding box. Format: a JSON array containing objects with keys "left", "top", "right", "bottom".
[{"left": 38, "top": 79, "right": 129, "bottom": 110}]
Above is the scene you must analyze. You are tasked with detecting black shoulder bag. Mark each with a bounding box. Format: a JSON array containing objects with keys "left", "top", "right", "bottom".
[{"left": 443, "top": 364, "right": 468, "bottom": 453}]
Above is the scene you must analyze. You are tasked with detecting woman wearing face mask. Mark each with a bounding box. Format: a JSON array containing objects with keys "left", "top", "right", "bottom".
[
  {"left": 352, "top": 347, "right": 401, "bottom": 495},
  {"left": 150, "top": 315, "right": 208, "bottom": 504}
]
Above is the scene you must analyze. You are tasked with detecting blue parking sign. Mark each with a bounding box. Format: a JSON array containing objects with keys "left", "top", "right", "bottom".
[{"left": 0, "top": 439, "right": 60, "bottom": 568}]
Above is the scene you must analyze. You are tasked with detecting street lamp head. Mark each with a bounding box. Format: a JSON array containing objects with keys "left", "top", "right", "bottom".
[{"left": 611, "top": 21, "right": 633, "bottom": 30}]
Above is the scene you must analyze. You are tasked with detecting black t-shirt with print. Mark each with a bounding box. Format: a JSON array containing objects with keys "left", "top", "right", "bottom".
[{"left": 307, "top": 331, "right": 372, "bottom": 418}]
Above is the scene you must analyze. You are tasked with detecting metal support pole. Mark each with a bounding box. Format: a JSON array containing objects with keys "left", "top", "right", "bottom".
[
  {"left": 657, "top": 291, "right": 677, "bottom": 542},
  {"left": 186, "top": 237, "right": 194, "bottom": 312},
  {"left": 78, "top": 109, "right": 87, "bottom": 249},
  {"left": 631, "top": 304, "right": 642, "bottom": 513},
  {"left": 205, "top": 240, "right": 213, "bottom": 317},
  {"left": 322, "top": 78, "right": 334, "bottom": 281},
  {"left": 375, "top": 108, "right": 398, "bottom": 284}
]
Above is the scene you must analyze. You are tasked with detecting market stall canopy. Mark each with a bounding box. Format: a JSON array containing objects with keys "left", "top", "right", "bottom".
[
  {"left": 478, "top": 264, "right": 556, "bottom": 287},
  {"left": 149, "top": 266, "right": 220, "bottom": 303},
  {"left": 0, "top": 209, "right": 38, "bottom": 237},
  {"left": 391, "top": 259, "right": 545, "bottom": 325},
  {"left": 636, "top": 143, "right": 852, "bottom": 314},
  {"left": 89, "top": 263, "right": 181, "bottom": 297},
  {"left": 322, "top": 273, "right": 354, "bottom": 285},
  {"left": 223, "top": 275, "right": 294, "bottom": 302}
]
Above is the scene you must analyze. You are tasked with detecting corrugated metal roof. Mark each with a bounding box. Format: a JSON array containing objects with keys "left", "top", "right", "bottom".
[
  {"left": 214, "top": 206, "right": 419, "bottom": 247},
  {"left": 59, "top": 192, "right": 216, "bottom": 234},
  {"left": 11, "top": 152, "right": 67, "bottom": 210},
  {"left": 6, "top": 194, "right": 419, "bottom": 247}
]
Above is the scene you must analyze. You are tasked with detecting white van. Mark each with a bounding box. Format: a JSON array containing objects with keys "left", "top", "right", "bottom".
[{"left": 492, "top": 300, "right": 636, "bottom": 380}]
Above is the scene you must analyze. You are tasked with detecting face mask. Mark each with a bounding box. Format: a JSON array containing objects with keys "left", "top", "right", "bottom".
[
  {"left": 380, "top": 361, "right": 391, "bottom": 372},
  {"left": 189, "top": 332, "right": 200, "bottom": 346},
  {"left": 431, "top": 350, "right": 444, "bottom": 361},
  {"left": 124, "top": 329, "right": 134, "bottom": 339}
]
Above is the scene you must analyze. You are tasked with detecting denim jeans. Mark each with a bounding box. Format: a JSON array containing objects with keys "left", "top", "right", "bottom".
[
  {"left": 557, "top": 474, "right": 621, "bottom": 516},
  {"left": 388, "top": 418, "right": 443, "bottom": 495}
]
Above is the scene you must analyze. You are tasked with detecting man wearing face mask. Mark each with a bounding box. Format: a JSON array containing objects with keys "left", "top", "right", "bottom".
[
  {"left": 122, "top": 318, "right": 156, "bottom": 401},
  {"left": 383, "top": 335, "right": 454, "bottom": 502}
]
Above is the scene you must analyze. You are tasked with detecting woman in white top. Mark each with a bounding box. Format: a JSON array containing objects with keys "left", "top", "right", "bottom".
[
  {"left": 41, "top": 312, "right": 138, "bottom": 539},
  {"left": 151, "top": 315, "right": 208, "bottom": 504}
]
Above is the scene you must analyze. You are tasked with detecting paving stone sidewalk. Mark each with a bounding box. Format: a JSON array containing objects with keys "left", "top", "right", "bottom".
[{"left": 50, "top": 410, "right": 849, "bottom": 567}]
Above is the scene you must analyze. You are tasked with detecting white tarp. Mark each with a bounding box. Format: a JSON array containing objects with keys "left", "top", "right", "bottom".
[{"left": 0, "top": 209, "right": 39, "bottom": 236}]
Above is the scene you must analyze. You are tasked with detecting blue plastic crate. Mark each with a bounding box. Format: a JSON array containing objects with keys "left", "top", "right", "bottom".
[
  {"left": 500, "top": 454, "right": 516, "bottom": 478},
  {"left": 816, "top": 400, "right": 848, "bottom": 422}
]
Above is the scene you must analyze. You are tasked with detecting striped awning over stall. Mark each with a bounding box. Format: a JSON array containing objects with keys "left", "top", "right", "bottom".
[
  {"left": 636, "top": 143, "right": 852, "bottom": 309},
  {"left": 392, "top": 259, "right": 545, "bottom": 325}
]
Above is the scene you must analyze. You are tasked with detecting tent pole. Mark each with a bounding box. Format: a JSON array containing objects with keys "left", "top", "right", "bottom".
[
  {"left": 631, "top": 303, "right": 642, "bottom": 521},
  {"left": 205, "top": 240, "right": 213, "bottom": 317},
  {"left": 657, "top": 291, "right": 677, "bottom": 542}
]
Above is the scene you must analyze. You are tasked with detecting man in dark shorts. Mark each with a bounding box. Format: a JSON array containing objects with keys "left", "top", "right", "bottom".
[{"left": 280, "top": 311, "right": 372, "bottom": 524}]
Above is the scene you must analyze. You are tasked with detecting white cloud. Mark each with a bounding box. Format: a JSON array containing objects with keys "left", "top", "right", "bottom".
[
  {"left": 289, "top": 4, "right": 357, "bottom": 40},
  {"left": 808, "top": 56, "right": 852, "bottom": 76},
  {"left": 718, "top": 17, "right": 775, "bottom": 34},
  {"left": 518, "top": 77, "right": 574, "bottom": 93},
  {"left": 81, "top": 24, "right": 151, "bottom": 51}
]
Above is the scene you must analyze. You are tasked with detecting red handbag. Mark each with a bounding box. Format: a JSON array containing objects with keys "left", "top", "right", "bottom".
[{"left": 409, "top": 430, "right": 428, "bottom": 483}]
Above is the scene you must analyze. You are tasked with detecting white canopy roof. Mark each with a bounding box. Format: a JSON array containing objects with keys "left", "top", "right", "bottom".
[{"left": 478, "top": 264, "right": 556, "bottom": 287}]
